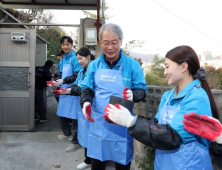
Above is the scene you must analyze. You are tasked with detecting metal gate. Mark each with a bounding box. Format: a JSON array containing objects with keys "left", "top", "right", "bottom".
[{"left": 0, "top": 28, "right": 35, "bottom": 131}]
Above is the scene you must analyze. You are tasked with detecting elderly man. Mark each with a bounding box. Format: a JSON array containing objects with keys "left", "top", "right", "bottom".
[{"left": 80, "top": 23, "right": 147, "bottom": 170}]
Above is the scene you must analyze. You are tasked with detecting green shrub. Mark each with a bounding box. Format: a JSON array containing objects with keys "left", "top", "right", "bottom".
[
  {"left": 145, "top": 55, "right": 168, "bottom": 86},
  {"left": 138, "top": 146, "right": 155, "bottom": 170}
]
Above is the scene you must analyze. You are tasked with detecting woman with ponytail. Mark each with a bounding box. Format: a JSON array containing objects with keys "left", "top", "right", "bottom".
[
  {"left": 53, "top": 47, "right": 95, "bottom": 170},
  {"left": 104, "top": 45, "right": 218, "bottom": 170}
]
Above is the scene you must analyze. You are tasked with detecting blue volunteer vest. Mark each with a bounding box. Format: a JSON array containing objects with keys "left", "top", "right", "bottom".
[
  {"left": 56, "top": 51, "right": 79, "bottom": 119},
  {"left": 76, "top": 70, "right": 89, "bottom": 148},
  {"left": 87, "top": 62, "right": 134, "bottom": 165}
]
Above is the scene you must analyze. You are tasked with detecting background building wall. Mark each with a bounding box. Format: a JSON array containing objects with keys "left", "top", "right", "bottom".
[{"left": 35, "top": 42, "right": 47, "bottom": 67}]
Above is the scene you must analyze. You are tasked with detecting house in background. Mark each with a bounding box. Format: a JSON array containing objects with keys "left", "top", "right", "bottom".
[{"left": 0, "top": 8, "right": 49, "bottom": 131}]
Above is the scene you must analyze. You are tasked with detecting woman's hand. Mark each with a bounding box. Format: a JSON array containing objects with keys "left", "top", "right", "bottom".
[
  {"left": 82, "top": 102, "right": 94, "bottom": 123},
  {"left": 52, "top": 88, "right": 71, "bottom": 95},
  {"left": 183, "top": 112, "right": 222, "bottom": 144}
]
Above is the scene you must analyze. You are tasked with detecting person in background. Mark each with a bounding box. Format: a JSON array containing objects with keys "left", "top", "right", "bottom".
[
  {"left": 53, "top": 47, "right": 95, "bottom": 170},
  {"left": 47, "top": 36, "right": 82, "bottom": 152},
  {"left": 80, "top": 23, "right": 147, "bottom": 170},
  {"left": 53, "top": 50, "right": 64, "bottom": 103},
  {"left": 35, "top": 60, "right": 54, "bottom": 123},
  {"left": 104, "top": 45, "right": 219, "bottom": 170}
]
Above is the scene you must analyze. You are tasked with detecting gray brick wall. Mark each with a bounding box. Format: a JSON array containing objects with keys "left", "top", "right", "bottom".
[{"left": 134, "top": 86, "right": 222, "bottom": 120}]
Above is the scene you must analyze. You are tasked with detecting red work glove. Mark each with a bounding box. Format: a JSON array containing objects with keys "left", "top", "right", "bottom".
[
  {"left": 122, "top": 87, "right": 133, "bottom": 101},
  {"left": 46, "top": 79, "right": 63, "bottom": 87},
  {"left": 103, "top": 104, "right": 136, "bottom": 128},
  {"left": 46, "top": 81, "right": 54, "bottom": 86},
  {"left": 52, "top": 88, "right": 70, "bottom": 95},
  {"left": 183, "top": 112, "right": 222, "bottom": 144},
  {"left": 52, "top": 87, "right": 60, "bottom": 94},
  {"left": 103, "top": 105, "right": 116, "bottom": 124},
  {"left": 82, "top": 102, "right": 94, "bottom": 123}
]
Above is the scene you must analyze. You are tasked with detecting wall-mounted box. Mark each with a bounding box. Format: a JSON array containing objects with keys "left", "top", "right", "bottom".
[
  {"left": 85, "top": 28, "right": 97, "bottom": 46},
  {"left": 11, "top": 32, "right": 28, "bottom": 43}
]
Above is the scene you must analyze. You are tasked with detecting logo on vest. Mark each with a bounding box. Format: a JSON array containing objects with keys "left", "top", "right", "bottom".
[
  {"left": 63, "top": 67, "right": 68, "bottom": 72},
  {"left": 100, "top": 74, "right": 116, "bottom": 82},
  {"left": 122, "top": 77, "right": 131, "bottom": 81},
  {"left": 162, "top": 112, "right": 174, "bottom": 124}
]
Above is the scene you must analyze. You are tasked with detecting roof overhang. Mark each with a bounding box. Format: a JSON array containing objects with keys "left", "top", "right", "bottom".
[
  {"left": 0, "top": 9, "right": 50, "bottom": 44},
  {"left": 0, "top": 0, "right": 101, "bottom": 39},
  {"left": 0, "top": 0, "right": 98, "bottom": 10}
]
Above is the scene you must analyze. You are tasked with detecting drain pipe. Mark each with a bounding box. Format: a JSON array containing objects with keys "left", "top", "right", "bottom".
[
  {"left": 102, "top": 0, "right": 105, "bottom": 25},
  {"left": 0, "top": 14, "right": 8, "bottom": 23}
]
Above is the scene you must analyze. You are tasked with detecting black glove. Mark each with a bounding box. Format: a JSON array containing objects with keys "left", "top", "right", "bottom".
[
  {"left": 132, "top": 89, "right": 146, "bottom": 103},
  {"left": 128, "top": 117, "right": 182, "bottom": 150},
  {"left": 70, "top": 84, "right": 81, "bottom": 96},
  {"left": 63, "top": 72, "right": 78, "bottom": 84},
  {"left": 80, "top": 88, "right": 95, "bottom": 108}
]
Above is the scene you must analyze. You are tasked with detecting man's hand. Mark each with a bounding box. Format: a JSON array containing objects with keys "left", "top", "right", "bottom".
[
  {"left": 46, "top": 81, "right": 54, "bottom": 86},
  {"left": 103, "top": 104, "right": 136, "bottom": 128},
  {"left": 122, "top": 87, "right": 133, "bottom": 101},
  {"left": 46, "top": 79, "right": 63, "bottom": 87},
  {"left": 82, "top": 102, "right": 94, "bottom": 123},
  {"left": 183, "top": 112, "right": 222, "bottom": 144}
]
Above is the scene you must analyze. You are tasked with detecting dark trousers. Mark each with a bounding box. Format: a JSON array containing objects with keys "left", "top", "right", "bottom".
[
  {"left": 59, "top": 117, "right": 78, "bottom": 144},
  {"left": 91, "top": 158, "right": 131, "bottom": 170},
  {"left": 55, "top": 97, "right": 59, "bottom": 103},
  {"left": 35, "top": 89, "right": 46, "bottom": 120},
  {"left": 84, "top": 148, "right": 91, "bottom": 164}
]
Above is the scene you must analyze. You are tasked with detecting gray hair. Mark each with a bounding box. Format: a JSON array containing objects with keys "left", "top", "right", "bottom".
[{"left": 99, "top": 23, "right": 123, "bottom": 41}]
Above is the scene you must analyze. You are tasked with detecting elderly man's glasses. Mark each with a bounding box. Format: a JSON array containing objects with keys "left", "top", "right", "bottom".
[{"left": 101, "top": 40, "right": 120, "bottom": 47}]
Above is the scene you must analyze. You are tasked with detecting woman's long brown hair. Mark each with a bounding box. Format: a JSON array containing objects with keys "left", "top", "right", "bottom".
[{"left": 165, "top": 45, "right": 219, "bottom": 119}]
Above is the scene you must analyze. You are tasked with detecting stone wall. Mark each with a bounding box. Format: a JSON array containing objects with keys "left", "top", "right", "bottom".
[
  {"left": 211, "top": 89, "right": 222, "bottom": 122},
  {"left": 134, "top": 86, "right": 172, "bottom": 119},
  {"left": 131, "top": 86, "right": 222, "bottom": 170}
]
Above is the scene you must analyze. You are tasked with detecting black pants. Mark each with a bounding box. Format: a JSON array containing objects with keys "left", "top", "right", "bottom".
[
  {"left": 59, "top": 117, "right": 78, "bottom": 144},
  {"left": 84, "top": 148, "right": 91, "bottom": 164},
  {"left": 55, "top": 97, "right": 59, "bottom": 103},
  {"left": 35, "top": 89, "right": 46, "bottom": 120},
  {"left": 91, "top": 158, "right": 131, "bottom": 170}
]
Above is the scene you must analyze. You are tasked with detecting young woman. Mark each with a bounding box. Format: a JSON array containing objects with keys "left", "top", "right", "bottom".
[
  {"left": 53, "top": 47, "right": 95, "bottom": 170},
  {"left": 104, "top": 45, "right": 219, "bottom": 170}
]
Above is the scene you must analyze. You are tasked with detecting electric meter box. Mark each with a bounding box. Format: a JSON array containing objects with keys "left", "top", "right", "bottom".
[
  {"left": 11, "top": 32, "right": 28, "bottom": 43},
  {"left": 85, "top": 28, "right": 97, "bottom": 46}
]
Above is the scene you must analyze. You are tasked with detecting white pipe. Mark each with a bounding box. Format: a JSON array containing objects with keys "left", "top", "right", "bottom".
[
  {"left": 0, "top": 22, "right": 80, "bottom": 27},
  {"left": 0, "top": 14, "right": 8, "bottom": 23}
]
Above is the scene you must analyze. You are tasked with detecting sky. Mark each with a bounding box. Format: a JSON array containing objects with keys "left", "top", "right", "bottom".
[{"left": 51, "top": 0, "right": 222, "bottom": 57}]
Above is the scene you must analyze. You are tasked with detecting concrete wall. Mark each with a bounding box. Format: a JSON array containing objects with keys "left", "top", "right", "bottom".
[
  {"left": 212, "top": 89, "right": 222, "bottom": 122},
  {"left": 35, "top": 41, "right": 47, "bottom": 67},
  {"left": 135, "top": 86, "right": 222, "bottom": 120},
  {"left": 131, "top": 86, "right": 222, "bottom": 170}
]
